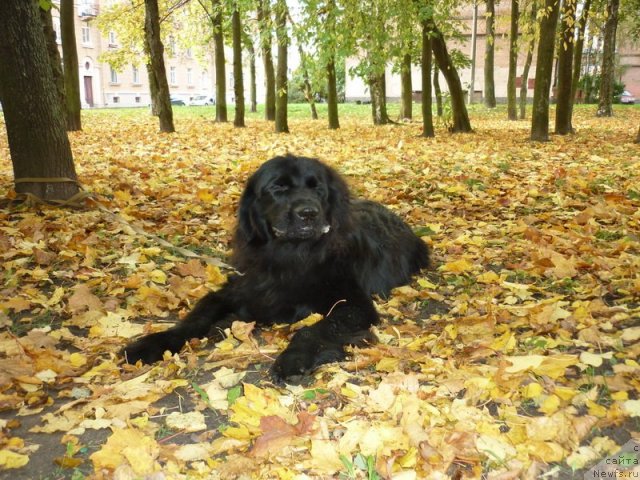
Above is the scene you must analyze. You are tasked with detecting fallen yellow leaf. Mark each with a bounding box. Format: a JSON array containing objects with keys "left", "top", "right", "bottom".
[{"left": 0, "top": 450, "right": 29, "bottom": 469}]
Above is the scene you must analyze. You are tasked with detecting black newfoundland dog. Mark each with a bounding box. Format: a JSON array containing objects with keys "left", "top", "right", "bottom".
[{"left": 124, "top": 155, "right": 429, "bottom": 382}]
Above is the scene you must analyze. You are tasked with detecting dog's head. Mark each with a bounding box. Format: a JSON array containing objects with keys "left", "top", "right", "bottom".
[{"left": 236, "top": 155, "right": 351, "bottom": 245}]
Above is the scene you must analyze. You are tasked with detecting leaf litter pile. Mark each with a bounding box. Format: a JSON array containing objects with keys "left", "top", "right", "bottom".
[{"left": 0, "top": 108, "right": 639, "bottom": 479}]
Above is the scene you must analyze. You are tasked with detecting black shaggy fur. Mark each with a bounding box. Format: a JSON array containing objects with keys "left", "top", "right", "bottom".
[{"left": 123, "top": 155, "right": 429, "bottom": 382}]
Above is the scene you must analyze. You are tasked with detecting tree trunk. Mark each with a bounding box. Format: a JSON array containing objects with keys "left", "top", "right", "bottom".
[
  {"left": 369, "top": 72, "right": 390, "bottom": 125},
  {"left": 636, "top": 125, "right": 640, "bottom": 143},
  {"left": 469, "top": 2, "right": 478, "bottom": 105},
  {"left": 530, "top": 0, "right": 560, "bottom": 141},
  {"left": 325, "top": 0, "right": 340, "bottom": 129},
  {"left": 144, "top": 0, "right": 175, "bottom": 133},
  {"left": 274, "top": 0, "right": 288, "bottom": 133},
  {"left": 327, "top": 57, "right": 340, "bottom": 129},
  {"left": 211, "top": 0, "right": 227, "bottom": 122},
  {"left": 232, "top": 3, "right": 245, "bottom": 127},
  {"left": 597, "top": 0, "right": 619, "bottom": 117},
  {"left": 144, "top": 24, "right": 159, "bottom": 116},
  {"left": 484, "top": 0, "right": 497, "bottom": 108},
  {"left": 519, "top": 46, "right": 533, "bottom": 119},
  {"left": 507, "top": 0, "right": 519, "bottom": 120},
  {"left": 430, "top": 20, "right": 472, "bottom": 133},
  {"left": 519, "top": 3, "right": 537, "bottom": 120},
  {"left": 257, "top": 0, "right": 276, "bottom": 121},
  {"left": 433, "top": 62, "right": 443, "bottom": 116},
  {"left": 246, "top": 38, "right": 258, "bottom": 113},
  {"left": 147, "top": 61, "right": 160, "bottom": 116},
  {"left": 40, "top": 6, "right": 66, "bottom": 116},
  {"left": 297, "top": 46, "right": 318, "bottom": 120},
  {"left": 421, "top": 20, "right": 434, "bottom": 138},
  {"left": 571, "top": 0, "right": 591, "bottom": 105},
  {"left": 306, "top": 91, "right": 318, "bottom": 120},
  {"left": 555, "top": 0, "right": 576, "bottom": 134},
  {"left": 61, "top": 0, "right": 82, "bottom": 131},
  {"left": 0, "top": 0, "right": 79, "bottom": 201},
  {"left": 584, "top": 36, "right": 598, "bottom": 103},
  {"left": 400, "top": 52, "right": 413, "bottom": 120}
]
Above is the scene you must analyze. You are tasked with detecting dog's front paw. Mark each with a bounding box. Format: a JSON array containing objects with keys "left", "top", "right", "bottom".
[
  {"left": 121, "top": 332, "right": 173, "bottom": 365},
  {"left": 270, "top": 348, "right": 315, "bottom": 384},
  {"left": 270, "top": 345, "right": 345, "bottom": 384}
]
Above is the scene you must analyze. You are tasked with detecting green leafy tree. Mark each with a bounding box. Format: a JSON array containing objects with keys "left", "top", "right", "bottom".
[
  {"left": 274, "top": 0, "right": 289, "bottom": 132},
  {"left": 484, "top": 0, "right": 497, "bottom": 108},
  {"left": 518, "top": 0, "right": 538, "bottom": 119},
  {"left": 571, "top": 0, "right": 592, "bottom": 106},
  {"left": 507, "top": 0, "right": 519, "bottom": 120},
  {"left": 418, "top": 2, "right": 434, "bottom": 137},
  {"left": 597, "top": 0, "right": 620, "bottom": 117},
  {"left": 97, "top": 2, "right": 146, "bottom": 74},
  {"left": 145, "top": 0, "right": 175, "bottom": 132},
  {"left": 555, "top": 0, "right": 577, "bottom": 134},
  {"left": 399, "top": 52, "right": 413, "bottom": 120},
  {"left": 97, "top": 0, "right": 197, "bottom": 118},
  {"left": 344, "top": 0, "right": 392, "bottom": 125},
  {"left": 204, "top": 0, "right": 229, "bottom": 122},
  {"left": 256, "top": 0, "right": 276, "bottom": 120},
  {"left": 232, "top": 0, "right": 245, "bottom": 127},
  {"left": 429, "top": 19, "right": 472, "bottom": 132},
  {"left": 299, "top": 0, "right": 352, "bottom": 129},
  {"left": 287, "top": 11, "right": 319, "bottom": 119},
  {"left": 390, "top": 0, "right": 420, "bottom": 121},
  {"left": 244, "top": 33, "right": 258, "bottom": 112}
]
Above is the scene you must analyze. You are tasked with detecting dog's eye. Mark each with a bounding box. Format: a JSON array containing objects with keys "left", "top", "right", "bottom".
[
  {"left": 269, "top": 183, "right": 289, "bottom": 194},
  {"left": 306, "top": 177, "right": 319, "bottom": 189}
]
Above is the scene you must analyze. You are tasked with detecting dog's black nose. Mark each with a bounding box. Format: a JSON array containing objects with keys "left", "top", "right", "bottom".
[{"left": 294, "top": 205, "right": 319, "bottom": 220}]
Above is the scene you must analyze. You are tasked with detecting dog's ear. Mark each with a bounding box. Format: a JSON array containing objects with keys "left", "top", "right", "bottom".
[
  {"left": 236, "top": 176, "right": 270, "bottom": 245},
  {"left": 324, "top": 164, "right": 352, "bottom": 231}
]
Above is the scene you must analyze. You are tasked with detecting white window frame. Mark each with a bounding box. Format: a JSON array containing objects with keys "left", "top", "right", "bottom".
[{"left": 81, "top": 26, "right": 91, "bottom": 45}]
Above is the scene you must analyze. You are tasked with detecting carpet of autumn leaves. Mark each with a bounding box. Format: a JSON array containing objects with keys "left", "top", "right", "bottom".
[{"left": 0, "top": 106, "right": 639, "bottom": 479}]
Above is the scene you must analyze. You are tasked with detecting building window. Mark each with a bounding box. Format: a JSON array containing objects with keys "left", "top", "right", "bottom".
[
  {"left": 81, "top": 26, "right": 91, "bottom": 45},
  {"left": 170, "top": 67, "right": 177, "bottom": 85},
  {"left": 132, "top": 65, "right": 140, "bottom": 84},
  {"left": 110, "top": 67, "right": 118, "bottom": 84},
  {"left": 186, "top": 48, "right": 192, "bottom": 58},
  {"left": 112, "top": 96, "right": 120, "bottom": 104},
  {"left": 187, "top": 68, "right": 193, "bottom": 86},
  {"left": 108, "top": 31, "right": 117, "bottom": 47},
  {"left": 135, "top": 96, "right": 141, "bottom": 104},
  {"left": 168, "top": 36, "right": 176, "bottom": 56},
  {"left": 78, "top": 0, "right": 96, "bottom": 17}
]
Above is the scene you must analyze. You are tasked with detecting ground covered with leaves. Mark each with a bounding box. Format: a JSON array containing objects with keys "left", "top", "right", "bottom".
[{"left": 0, "top": 106, "right": 639, "bottom": 479}]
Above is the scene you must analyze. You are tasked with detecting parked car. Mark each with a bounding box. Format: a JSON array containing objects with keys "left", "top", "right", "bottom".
[
  {"left": 189, "top": 95, "right": 214, "bottom": 106},
  {"left": 170, "top": 96, "right": 185, "bottom": 106},
  {"left": 620, "top": 91, "right": 636, "bottom": 104}
]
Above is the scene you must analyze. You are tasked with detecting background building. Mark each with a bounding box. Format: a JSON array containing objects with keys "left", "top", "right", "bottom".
[
  {"left": 345, "top": 4, "right": 640, "bottom": 103},
  {"left": 50, "top": 1, "right": 242, "bottom": 108}
]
